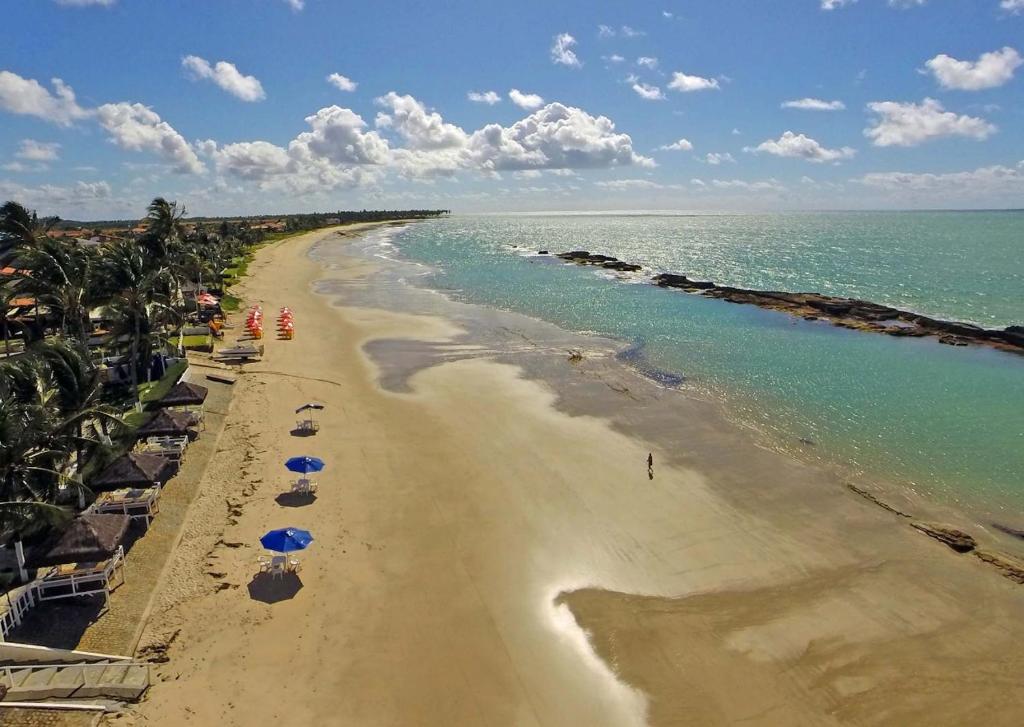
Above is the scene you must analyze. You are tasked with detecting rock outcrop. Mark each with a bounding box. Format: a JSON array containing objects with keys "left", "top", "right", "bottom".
[
  {"left": 552, "top": 250, "right": 1023, "bottom": 355},
  {"left": 911, "top": 522, "right": 977, "bottom": 553}
]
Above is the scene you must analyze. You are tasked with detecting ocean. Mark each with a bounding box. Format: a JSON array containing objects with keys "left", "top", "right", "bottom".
[{"left": 363, "top": 212, "right": 1024, "bottom": 517}]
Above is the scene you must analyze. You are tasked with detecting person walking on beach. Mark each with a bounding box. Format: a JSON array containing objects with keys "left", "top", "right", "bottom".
[{"left": 647, "top": 452, "right": 654, "bottom": 480}]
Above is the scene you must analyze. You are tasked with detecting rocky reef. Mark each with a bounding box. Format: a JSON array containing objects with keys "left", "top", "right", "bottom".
[{"left": 554, "top": 250, "right": 1024, "bottom": 355}]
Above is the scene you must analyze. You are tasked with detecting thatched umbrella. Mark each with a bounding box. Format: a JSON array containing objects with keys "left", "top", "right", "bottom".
[
  {"left": 91, "top": 452, "right": 174, "bottom": 491},
  {"left": 134, "top": 408, "right": 196, "bottom": 440},
  {"left": 30, "top": 514, "right": 130, "bottom": 567},
  {"left": 158, "top": 382, "right": 208, "bottom": 408}
]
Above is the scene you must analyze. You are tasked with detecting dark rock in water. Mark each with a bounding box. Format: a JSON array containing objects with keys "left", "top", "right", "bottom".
[
  {"left": 603, "top": 261, "right": 642, "bottom": 272},
  {"left": 991, "top": 522, "right": 1024, "bottom": 541},
  {"left": 559, "top": 250, "right": 591, "bottom": 260},
  {"left": 797, "top": 437, "right": 816, "bottom": 446},
  {"left": 652, "top": 273, "right": 715, "bottom": 290},
  {"left": 538, "top": 250, "right": 549, "bottom": 255},
  {"left": 911, "top": 522, "right": 977, "bottom": 553},
  {"left": 974, "top": 549, "right": 1024, "bottom": 584}
]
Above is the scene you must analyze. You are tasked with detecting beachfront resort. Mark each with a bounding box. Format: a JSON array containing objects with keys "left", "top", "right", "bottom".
[{"left": 0, "top": 201, "right": 444, "bottom": 721}]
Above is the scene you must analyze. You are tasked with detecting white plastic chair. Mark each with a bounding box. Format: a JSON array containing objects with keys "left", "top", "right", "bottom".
[{"left": 270, "top": 555, "right": 287, "bottom": 579}]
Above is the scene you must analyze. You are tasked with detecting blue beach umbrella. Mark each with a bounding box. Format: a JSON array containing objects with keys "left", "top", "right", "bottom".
[
  {"left": 260, "top": 527, "right": 314, "bottom": 553},
  {"left": 284, "top": 456, "right": 325, "bottom": 474}
]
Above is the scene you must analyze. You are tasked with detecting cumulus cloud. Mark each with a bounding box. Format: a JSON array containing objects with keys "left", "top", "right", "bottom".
[
  {"left": 96, "top": 102, "right": 205, "bottom": 173},
  {"left": 282, "top": 0, "right": 304, "bottom": 10},
  {"left": 865, "top": 98, "right": 995, "bottom": 146},
  {"left": 0, "top": 180, "right": 112, "bottom": 208},
  {"left": 182, "top": 55, "right": 266, "bottom": 102},
  {"left": 710, "top": 178, "right": 785, "bottom": 192},
  {"left": 1002, "top": 0, "right": 1024, "bottom": 13},
  {"left": 598, "top": 24, "right": 645, "bottom": 38},
  {"left": 375, "top": 92, "right": 468, "bottom": 150},
  {"left": 603, "top": 54, "right": 626, "bottom": 64},
  {"left": 637, "top": 57, "right": 658, "bottom": 70},
  {"left": 747, "top": 131, "right": 856, "bottom": 162},
  {"left": 468, "top": 91, "right": 501, "bottom": 105},
  {"left": 659, "top": 138, "right": 693, "bottom": 151},
  {"left": 292, "top": 105, "right": 390, "bottom": 165},
  {"left": 468, "top": 102, "right": 654, "bottom": 172},
  {"left": 509, "top": 89, "right": 545, "bottom": 110},
  {"left": 0, "top": 71, "right": 90, "bottom": 126},
  {"left": 551, "top": 33, "right": 582, "bottom": 68},
  {"left": 821, "top": 0, "right": 857, "bottom": 9},
  {"left": 782, "top": 98, "right": 846, "bottom": 111},
  {"left": 16, "top": 140, "right": 61, "bottom": 161},
  {"left": 924, "top": 47, "right": 1022, "bottom": 91},
  {"left": 668, "top": 72, "right": 720, "bottom": 92},
  {"left": 326, "top": 73, "right": 357, "bottom": 92},
  {"left": 704, "top": 152, "right": 735, "bottom": 165},
  {"left": 855, "top": 162, "right": 1024, "bottom": 197},
  {"left": 631, "top": 81, "right": 665, "bottom": 101}
]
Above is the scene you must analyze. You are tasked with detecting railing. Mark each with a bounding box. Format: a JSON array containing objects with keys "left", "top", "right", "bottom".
[
  {"left": 0, "top": 585, "right": 37, "bottom": 643},
  {"left": 36, "top": 546, "right": 126, "bottom": 605}
]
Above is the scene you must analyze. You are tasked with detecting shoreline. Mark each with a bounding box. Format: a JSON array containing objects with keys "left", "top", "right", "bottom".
[{"left": 121, "top": 223, "right": 1024, "bottom": 726}]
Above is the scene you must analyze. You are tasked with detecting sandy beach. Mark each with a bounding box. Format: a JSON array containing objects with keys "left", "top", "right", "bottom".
[{"left": 115, "top": 223, "right": 1024, "bottom": 727}]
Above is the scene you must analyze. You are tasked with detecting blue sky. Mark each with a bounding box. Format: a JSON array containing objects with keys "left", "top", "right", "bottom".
[{"left": 1, "top": 0, "right": 1022, "bottom": 218}]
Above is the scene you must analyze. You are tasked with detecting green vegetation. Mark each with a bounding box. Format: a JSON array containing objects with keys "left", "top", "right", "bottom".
[{"left": 1, "top": 199, "right": 446, "bottom": 567}]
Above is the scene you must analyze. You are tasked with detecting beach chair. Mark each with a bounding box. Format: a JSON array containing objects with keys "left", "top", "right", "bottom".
[
  {"left": 257, "top": 555, "right": 271, "bottom": 574},
  {"left": 288, "top": 558, "right": 301, "bottom": 574},
  {"left": 270, "top": 555, "right": 287, "bottom": 579}
]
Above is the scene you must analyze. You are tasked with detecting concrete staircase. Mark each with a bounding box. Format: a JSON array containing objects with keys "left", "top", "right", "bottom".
[{"left": 0, "top": 660, "right": 150, "bottom": 701}]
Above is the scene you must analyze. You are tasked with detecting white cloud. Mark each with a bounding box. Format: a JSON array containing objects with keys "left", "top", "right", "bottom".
[
  {"left": 710, "top": 178, "right": 785, "bottom": 192},
  {"left": 95, "top": 102, "right": 205, "bottom": 173},
  {"left": 509, "top": 89, "right": 545, "bottom": 110},
  {"left": 924, "top": 47, "right": 1022, "bottom": 91},
  {"left": 282, "top": 0, "right": 304, "bottom": 10},
  {"left": 663, "top": 11, "right": 674, "bottom": 18},
  {"left": 603, "top": 54, "right": 626, "bottom": 64},
  {"left": 15, "top": 140, "right": 61, "bottom": 161},
  {"left": 704, "top": 152, "right": 735, "bottom": 165},
  {"left": 631, "top": 81, "right": 665, "bottom": 101},
  {"left": 598, "top": 24, "right": 644, "bottom": 38},
  {"left": 865, "top": 98, "right": 995, "bottom": 146},
  {"left": 855, "top": 162, "right": 1024, "bottom": 198},
  {"left": 54, "top": 0, "right": 116, "bottom": 5},
  {"left": 468, "top": 91, "right": 501, "bottom": 105},
  {"left": 821, "top": 0, "right": 857, "bottom": 9},
  {"left": 375, "top": 92, "right": 468, "bottom": 150},
  {"left": 292, "top": 105, "right": 391, "bottom": 165},
  {"left": 637, "top": 57, "right": 658, "bottom": 70},
  {"left": 747, "top": 131, "right": 856, "bottom": 162},
  {"left": 0, "top": 71, "right": 89, "bottom": 126},
  {"left": 1002, "top": 0, "right": 1024, "bottom": 13},
  {"left": 326, "top": 73, "right": 357, "bottom": 92},
  {"left": 551, "top": 33, "right": 582, "bottom": 68},
  {"left": 782, "top": 98, "right": 846, "bottom": 111},
  {"left": 668, "top": 72, "right": 720, "bottom": 92},
  {"left": 0, "top": 180, "right": 112, "bottom": 209},
  {"left": 468, "top": 102, "right": 654, "bottom": 172},
  {"left": 659, "top": 138, "right": 693, "bottom": 151},
  {"left": 182, "top": 55, "right": 266, "bottom": 102},
  {"left": 595, "top": 179, "right": 665, "bottom": 190}
]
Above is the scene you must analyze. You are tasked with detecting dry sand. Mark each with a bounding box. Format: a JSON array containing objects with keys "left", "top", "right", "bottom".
[{"left": 116, "top": 224, "right": 1024, "bottom": 727}]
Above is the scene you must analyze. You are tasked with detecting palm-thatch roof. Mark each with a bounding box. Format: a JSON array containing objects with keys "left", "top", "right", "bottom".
[
  {"left": 90, "top": 452, "right": 174, "bottom": 491},
  {"left": 134, "top": 408, "right": 195, "bottom": 439},
  {"left": 30, "top": 514, "right": 130, "bottom": 567},
  {"left": 158, "top": 381, "right": 208, "bottom": 407}
]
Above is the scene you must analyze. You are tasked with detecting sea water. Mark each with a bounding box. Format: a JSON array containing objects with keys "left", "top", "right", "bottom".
[{"left": 383, "top": 213, "right": 1024, "bottom": 515}]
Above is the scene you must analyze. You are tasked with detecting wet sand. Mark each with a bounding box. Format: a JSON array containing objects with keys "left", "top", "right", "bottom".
[{"left": 119, "top": 224, "right": 1024, "bottom": 727}]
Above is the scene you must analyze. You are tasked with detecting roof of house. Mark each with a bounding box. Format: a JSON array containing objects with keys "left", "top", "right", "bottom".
[
  {"left": 158, "top": 381, "right": 209, "bottom": 407},
  {"left": 91, "top": 452, "right": 174, "bottom": 490},
  {"left": 30, "top": 513, "right": 131, "bottom": 567}
]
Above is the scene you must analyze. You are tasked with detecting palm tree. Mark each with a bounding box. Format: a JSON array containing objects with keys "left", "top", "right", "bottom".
[
  {"left": 35, "top": 339, "right": 121, "bottom": 474},
  {"left": 140, "top": 197, "right": 186, "bottom": 262},
  {"left": 13, "top": 237, "right": 96, "bottom": 342},
  {"left": 98, "top": 240, "right": 173, "bottom": 409}
]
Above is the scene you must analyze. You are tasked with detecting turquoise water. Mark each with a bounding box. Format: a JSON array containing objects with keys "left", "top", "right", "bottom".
[{"left": 389, "top": 213, "right": 1024, "bottom": 514}]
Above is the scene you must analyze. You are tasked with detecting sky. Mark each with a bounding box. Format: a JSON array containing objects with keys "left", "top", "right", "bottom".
[{"left": 0, "top": 0, "right": 1022, "bottom": 219}]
